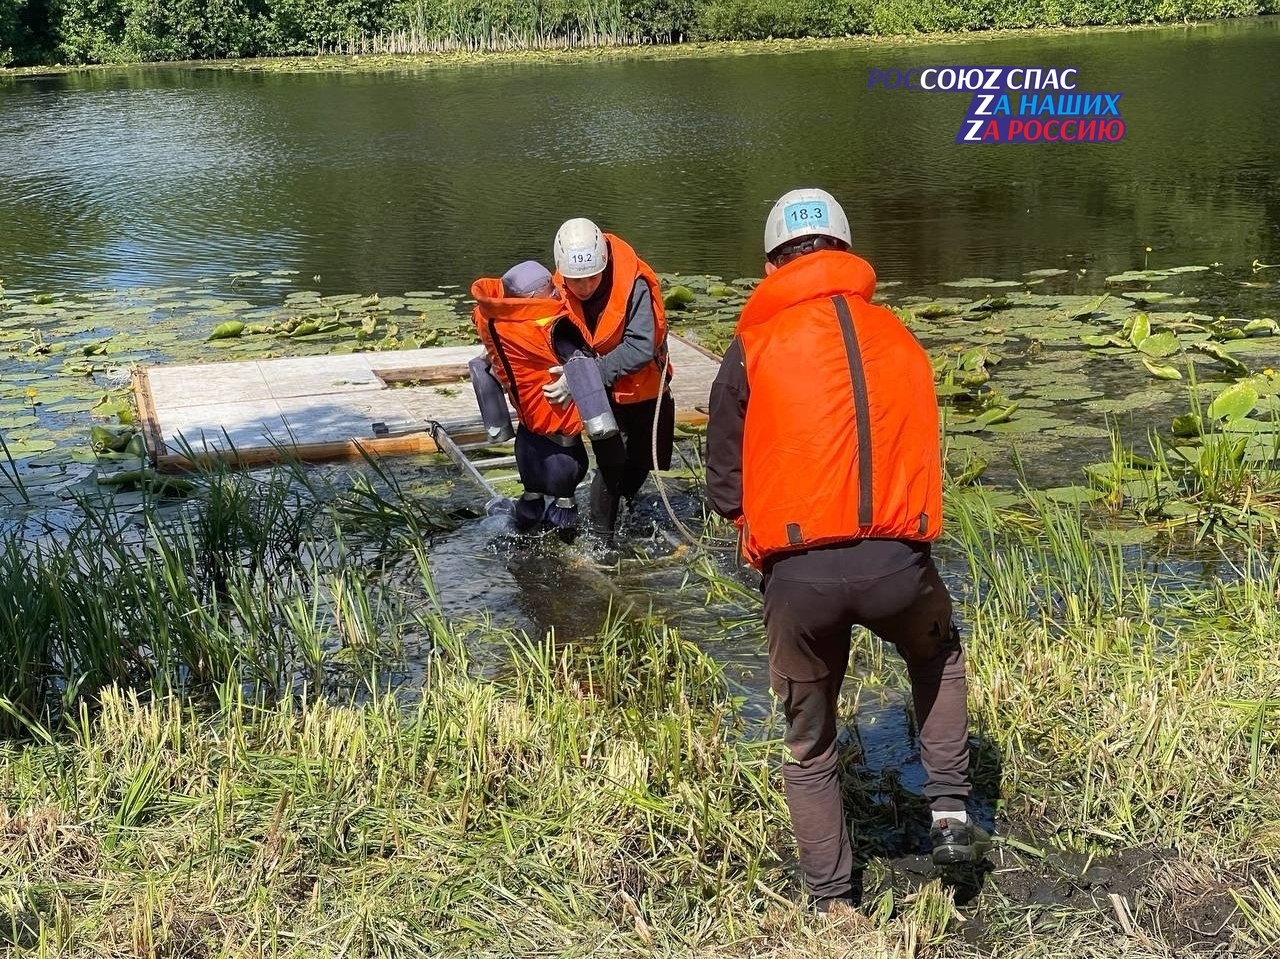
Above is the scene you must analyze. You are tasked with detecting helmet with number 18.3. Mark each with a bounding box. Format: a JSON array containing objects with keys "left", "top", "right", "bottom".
[{"left": 763, "top": 188, "right": 852, "bottom": 257}]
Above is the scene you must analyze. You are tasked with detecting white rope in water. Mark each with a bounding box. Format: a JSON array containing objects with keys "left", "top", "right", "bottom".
[{"left": 650, "top": 347, "right": 739, "bottom": 553}]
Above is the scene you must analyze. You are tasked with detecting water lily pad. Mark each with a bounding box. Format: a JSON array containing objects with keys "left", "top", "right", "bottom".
[
  {"left": 1207, "top": 382, "right": 1258, "bottom": 421},
  {"left": 1091, "top": 526, "right": 1159, "bottom": 546},
  {"left": 1128, "top": 312, "right": 1152, "bottom": 346},
  {"left": 1190, "top": 342, "right": 1249, "bottom": 376},
  {"left": 1105, "top": 270, "right": 1172, "bottom": 283},
  {"left": 941, "top": 278, "right": 998, "bottom": 288},
  {"left": 1042, "top": 486, "right": 1106, "bottom": 505},
  {"left": 1136, "top": 332, "right": 1179, "bottom": 357},
  {"left": 1119, "top": 291, "right": 1175, "bottom": 303},
  {"left": 1141, "top": 357, "right": 1182, "bottom": 380},
  {"left": 208, "top": 321, "right": 245, "bottom": 341},
  {"left": 1023, "top": 269, "right": 1068, "bottom": 278},
  {"left": 3, "top": 438, "right": 56, "bottom": 457},
  {"left": 1070, "top": 294, "right": 1110, "bottom": 319}
]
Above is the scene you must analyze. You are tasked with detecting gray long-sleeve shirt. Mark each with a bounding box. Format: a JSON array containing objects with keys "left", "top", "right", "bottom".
[{"left": 596, "top": 278, "right": 659, "bottom": 386}]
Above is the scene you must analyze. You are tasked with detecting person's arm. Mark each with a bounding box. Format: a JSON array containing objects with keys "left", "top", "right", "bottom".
[
  {"left": 597, "top": 278, "right": 659, "bottom": 386},
  {"left": 706, "top": 336, "right": 748, "bottom": 520}
]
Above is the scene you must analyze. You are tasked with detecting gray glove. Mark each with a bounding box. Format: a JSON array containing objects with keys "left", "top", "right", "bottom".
[{"left": 542, "top": 366, "right": 572, "bottom": 406}]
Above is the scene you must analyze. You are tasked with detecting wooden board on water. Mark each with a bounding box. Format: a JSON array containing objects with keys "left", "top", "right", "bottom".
[{"left": 135, "top": 335, "right": 721, "bottom": 471}]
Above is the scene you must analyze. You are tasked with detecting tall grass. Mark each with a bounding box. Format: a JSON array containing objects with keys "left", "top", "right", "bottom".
[
  {"left": 0, "top": 456, "right": 450, "bottom": 736},
  {"left": 6, "top": 437, "right": 1280, "bottom": 952}
]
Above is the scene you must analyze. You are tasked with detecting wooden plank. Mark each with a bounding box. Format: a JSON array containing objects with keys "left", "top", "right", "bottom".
[
  {"left": 373, "top": 364, "right": 471, "bottom": 386},
  {"left": 132, "top": 367, "right": 167, "bottom": 466}
]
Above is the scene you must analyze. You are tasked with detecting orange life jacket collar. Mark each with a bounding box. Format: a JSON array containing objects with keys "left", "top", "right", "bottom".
[
  {"left": 737, "top": 251, "right": 878, "bottom": 333},
  {"left": 470, "top": 277, "right": 565, "bottom": 323}
]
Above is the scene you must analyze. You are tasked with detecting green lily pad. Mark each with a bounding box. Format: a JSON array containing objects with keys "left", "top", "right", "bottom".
[
  {"left": 1091, "top": 526, "right": 1159, "bottom": 546},
  {"left": 1190, "top": 342, "right": 1249, "bottom": 376},
  {"left": 1119, "top": 291, "right": 1175, "bottom": 303},
  {"left": 1081, "top": 334, "right": 1129, "bottom": 349},
  {"left": 1105, "top": 270, "right": 1172, "bottom": 283},
  {"left": 1171, "top": 414, "right": 1202, "bottom": 437},
  {"left": 941, "top": 278, "right": 997, "bottom": 288},
  {"left": 208, "top": 321, "right": 245, "bottom": 341},
  {"left": 1070, "top": 294, "right": 1110, "bottom": 319},
  {"left": 1141, "top": 357, "right": 1182, "bottom": 380},
  {"left": 1207, "top": 382, "right": 1258, "bottom": 421},
  {"left": 1136, "top": 332, "right": 1179, "bottom": 358},
  {"left": 1127, "top": 312, "right": 1152, "bottom": 346},
  {"left": 1042, "top": 486, "right": 1107, "bottom": 505},
  {"left": 663, "top": 286, "right": 696, "bottom": 310},
  {"left": 2, "top": 438, "right": 57, "bottom": 456}
]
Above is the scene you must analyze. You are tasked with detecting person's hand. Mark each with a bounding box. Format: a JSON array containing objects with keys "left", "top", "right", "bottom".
[{"left": 542, "top": 367, "right": 571, "bottom": 406}]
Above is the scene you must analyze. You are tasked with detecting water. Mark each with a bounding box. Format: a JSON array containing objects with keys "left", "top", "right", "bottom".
[{"left": 2, "top": 19, "right": 1277, "bottom": 296}]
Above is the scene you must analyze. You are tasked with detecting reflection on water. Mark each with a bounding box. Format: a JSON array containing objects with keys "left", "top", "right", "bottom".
[{"left": 2, "top": 19, "right": 1277, "bottom": 296}]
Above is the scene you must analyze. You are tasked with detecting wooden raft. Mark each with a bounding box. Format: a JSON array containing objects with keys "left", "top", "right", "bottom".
[{"left": 134, "top": 335, "right": 722, "bottom": 471}]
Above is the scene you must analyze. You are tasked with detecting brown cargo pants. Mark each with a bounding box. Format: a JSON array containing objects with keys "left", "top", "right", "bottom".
[{"left": 762, "top": 539, "right": 971, "bottom": 902}]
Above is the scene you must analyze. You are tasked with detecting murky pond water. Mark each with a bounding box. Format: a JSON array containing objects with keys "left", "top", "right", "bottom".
[{"left": 2, "top": 19, "right": 1277, "bottom": 295}]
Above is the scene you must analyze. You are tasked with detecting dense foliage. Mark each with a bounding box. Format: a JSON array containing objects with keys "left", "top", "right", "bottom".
[{"left": 0, "top": 0, "right": 1276, "bottom": 68}]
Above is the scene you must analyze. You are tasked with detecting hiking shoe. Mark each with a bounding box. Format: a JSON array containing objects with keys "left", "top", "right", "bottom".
[{"left": 930, "top": 817, "right": 989, "bottom": 866}]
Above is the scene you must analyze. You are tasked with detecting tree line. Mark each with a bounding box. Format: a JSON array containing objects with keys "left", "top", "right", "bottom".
[{"left": 1, "top": 0, "right": 1275, "bottom": 67}]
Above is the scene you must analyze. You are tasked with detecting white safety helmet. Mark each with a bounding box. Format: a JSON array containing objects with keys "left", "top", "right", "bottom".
[
  {"left": 554, "top": 217, "right": 609, "bottom": 279},
  {"left": 763, "top": 188, "right": 852, "bottom": 257}
]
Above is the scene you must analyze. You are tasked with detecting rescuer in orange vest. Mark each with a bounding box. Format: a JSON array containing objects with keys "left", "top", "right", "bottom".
[
  {"left": 470, "top": 260, "right": 591, "bottom": 538},
  {"left": 546, "top": 218, "right": 675, "bottom": 543},
  {"left": 705, "top": 189, "right": 984, "bottom": 915}
]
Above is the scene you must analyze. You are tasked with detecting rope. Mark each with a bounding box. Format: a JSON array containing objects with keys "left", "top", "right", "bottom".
[{"left": 649, "top": 349, "right": 739, "bottom": 553}]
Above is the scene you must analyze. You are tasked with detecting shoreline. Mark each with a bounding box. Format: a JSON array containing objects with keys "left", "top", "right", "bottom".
[{"left": 3, "top": 17, "right": 1268, "bottom": 79}]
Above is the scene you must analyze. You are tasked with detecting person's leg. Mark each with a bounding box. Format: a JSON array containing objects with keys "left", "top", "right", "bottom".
[
  {"left": 763, "top": 566, "right": 856, "bottom": 903},
  {"left": 543, "top": 440, "right": 590, "bottom": 538},
  {"left": 512, "top": 427, "right": 553, "bottom": 531},
  {"left": 858, "top": 556, "right": 972, "bottom": 815},
  {"left": 587, "top": 434, "right": 627, "bottom": 539},
  {"left": 613, "top": 393, "right": 674, "bottom": 501}
]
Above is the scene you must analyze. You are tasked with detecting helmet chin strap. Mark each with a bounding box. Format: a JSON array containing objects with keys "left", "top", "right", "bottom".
[{"left": 771, "top": 235, "right": 846, "bottom": 268}]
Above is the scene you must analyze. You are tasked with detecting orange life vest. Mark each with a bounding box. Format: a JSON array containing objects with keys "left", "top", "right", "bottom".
[
  {"left": 554, "top": 234, "right": 671, "bottom": 405},
  {"left": 734, "top": 250, "right": 942, "bottom": 568},
  {"left": 470, "top": 277, "right": 586, "bottom": 437}
]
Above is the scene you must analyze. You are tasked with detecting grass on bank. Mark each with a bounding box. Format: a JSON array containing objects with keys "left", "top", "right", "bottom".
[{"left": 3, "top": 449, "right": 1280, "bottom": 954}]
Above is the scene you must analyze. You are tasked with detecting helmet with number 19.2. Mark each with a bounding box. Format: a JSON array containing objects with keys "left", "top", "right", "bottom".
[
  {"left": 763, "top": 188, "right": 852, "bottom": 256},
  {"left": 554, "top": 218, "right": 609, "bottom": 279}
]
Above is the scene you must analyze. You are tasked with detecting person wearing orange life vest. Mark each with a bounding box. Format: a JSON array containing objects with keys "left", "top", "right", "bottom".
[
  {"left": 705, "top": 189, "right": 986, "bottom": 915},
  {"left": 470, "top": 260, "right": 590, "bottom": 538},
  {"left": 546, "top": 218, "right": 675, "bottom": 542}
]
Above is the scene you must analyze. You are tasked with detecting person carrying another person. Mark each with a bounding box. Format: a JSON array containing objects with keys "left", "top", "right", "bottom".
[
  {"left": 705, "top": 188, "right": 985, "bottom": 916},
  {"left": 546, "top": 218, "right": 675, "bottom": 543},
  {"left": 469, "top": 260, "right": 592, "bottom": 538}
]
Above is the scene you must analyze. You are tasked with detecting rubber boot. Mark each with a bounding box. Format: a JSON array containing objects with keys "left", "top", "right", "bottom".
[
  {"left": 512, "top": 492, "right": 545, "bottom": 533},
  {"left": 545, "top": 497, "right": 579, "bottom": 544}
]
